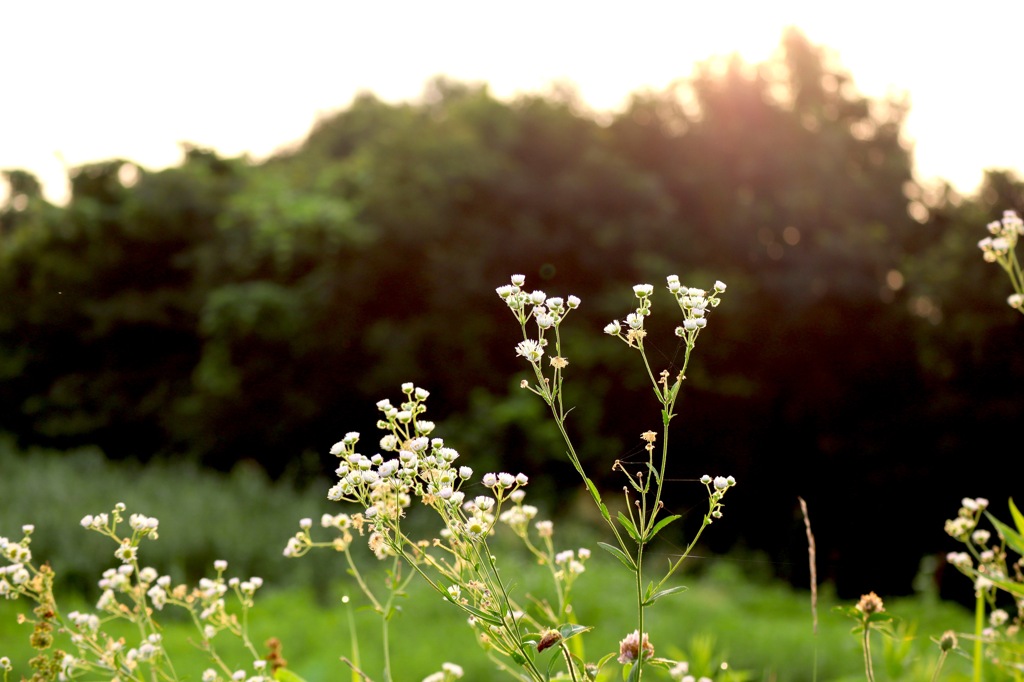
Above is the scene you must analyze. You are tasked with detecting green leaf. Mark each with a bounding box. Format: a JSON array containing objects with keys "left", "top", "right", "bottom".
[
  {"left": 645, "top": 514, "right": 681, "bottom": 542},
  {"left": 274, "top": 670, "right": 308, "bottom": 682},
  {"left": 667, "top": 379, "right": 681, "bottom": 402},
  {"left": 984, "top": 571, "right": 1024, "bottom": 599},
  {"left": 988, "top": 514, "right": 1024, "bottom": 558},
  {"left": 833, "top": 605, "right": 863, "bottom": 620},
  {"left": 1010, "top": 498, "right": 1024, "bottom": 536},
  {"left": 642, "top": 584, "right": 687, "bottom": 606},
  {"left": 598, "top": 541, "right": 637, "bottom": 571},
  {"left": 617, "top": 512, "right": 641, "bottom": 542},
  {"left": 558, "top": 623, "right": 593, "bottom": 641},
  {"left": 586, "top": 478, "right": 611, "bottom": 521},
  {"left": 647, "top": 462, "right": 661, "bottom": 486},
  {"left": 568, "top": 652, "right": 589, "bottom": 680},
  {"left": 460, "top": 603, "right": 504, "bottom": 626}
]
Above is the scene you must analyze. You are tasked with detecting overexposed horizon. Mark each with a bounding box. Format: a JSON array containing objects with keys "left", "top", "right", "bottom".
[{"left": 3, "top": 1, "right": 1022, "bottom": 205}]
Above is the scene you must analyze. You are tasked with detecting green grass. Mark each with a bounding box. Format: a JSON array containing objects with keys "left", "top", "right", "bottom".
[
  {"left": 0, "top": 438, "right": 990, "bottom": 680},
  {"left": 1, "top": 545, "right": 982, "bottom": 681},
  {"left": 0, "top": 435, "right": 340, "bottom": 591}
]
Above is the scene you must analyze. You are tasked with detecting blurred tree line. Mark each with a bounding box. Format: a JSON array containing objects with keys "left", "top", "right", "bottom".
[{"left": 1, "top": 30, "right": 1021, "bottom": 597}]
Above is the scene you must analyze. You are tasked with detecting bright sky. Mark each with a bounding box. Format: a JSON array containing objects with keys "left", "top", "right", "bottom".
[{"left": 3, "top": 1, "right": 1022, "bottom": 205}]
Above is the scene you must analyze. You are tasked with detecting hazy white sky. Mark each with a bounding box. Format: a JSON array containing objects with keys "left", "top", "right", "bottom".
[{"left": 3, "top": 1, "right": 1022, "bottom": 204}]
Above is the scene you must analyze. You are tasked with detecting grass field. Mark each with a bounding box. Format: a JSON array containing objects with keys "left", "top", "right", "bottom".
[{"left": 1, "top": 549, "right": 981, "bottom": 681}]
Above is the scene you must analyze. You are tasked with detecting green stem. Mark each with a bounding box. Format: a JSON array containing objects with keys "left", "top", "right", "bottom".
[
  {"left": 644, "top": 408, "right": 674, "bottom": 537},
  {"left": 931, "top": 650, "right": 948, "bottom": 682},
  {"left": 863, "top": 624, "right": 875, "bottom": 682},
  {"left": 476, "top": 542, "right": 547, "bottom": 682},
  {"left": 343, "top": 547, "right": 384, "bottom": 613},
  {"left": 551, "top": 413, "right": 629, "bottom": 550},
  {"left": 652, "top": 514, "right": 713, "bottom": 593},
  {"left": 636, "top": 341, "right": 663, "bottom": 401},
  {"left": 558, "top": 641, "right": 579, "bottom": 682},
  {"left": 974, "top": 589, "right": 985, "bottom": 682},
  {"left": 635, "top": 542, "right": 646, "bottom": 680},
  {"left": 379, "top": 556, "right": 404, "bottom": 682},
  {"left": 345, "top": 597, "right": 362, "bottom": 682}
]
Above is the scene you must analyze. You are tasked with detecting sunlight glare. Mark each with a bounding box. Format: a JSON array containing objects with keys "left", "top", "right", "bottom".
[{"left": 1, "top": 0, "right": 1021, "bottom": 204}]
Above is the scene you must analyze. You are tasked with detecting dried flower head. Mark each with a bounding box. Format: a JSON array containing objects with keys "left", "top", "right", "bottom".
[
  {"left": 537, "top": 629, "right": 561, "bottom": 652},
  {"left": 617, "top": 629, "right": 654, "bottom": 664},
  {"left": 855, "top": 591, "right": 884, "bottom": 615}
]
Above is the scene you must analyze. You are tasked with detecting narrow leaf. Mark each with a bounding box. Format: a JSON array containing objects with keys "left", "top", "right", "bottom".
[
  {"left": 978, "top": 568, "right": 1024, "bottom": 598},
  {"left": 274, "top": 670, "right": 308, "bottom": 682},
  {"left": 597, "top": 541, "right": 637, "bottom": 571},
  {"left": 617, "top": 512, "right": 641, "bottom": 542},
  {"left": 1010, "top": 498, "right": 1024, "bottom": 536},
  {"left": 460, "top": 603, "right": 504, "bottom": 626},
  {"left": 587, "top": 478, "right": 611, "bottom": 521},
  {"left": 558, "top": 623, "right": 593, "bottom": 641},
  {"left": 988, "top": 514, "right": 1024, "bottom": 558},
  {"left": 642, "top": 584, "right": 688, "bottom": 606},
  {"left": 645, "top": 514, "right": 681, "bottom": 542},
  {"left": 646, "top": 462, "right": 661, "bottom": 486}
]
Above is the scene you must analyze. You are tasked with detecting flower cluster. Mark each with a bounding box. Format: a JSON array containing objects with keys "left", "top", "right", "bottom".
[
  {"left": 421, "top": 661, "right": 464, "bottom": 682},
  {"left": 700, "top": 474, "right": 737, "bottom": 521},
  {"left": 943, "top": 496, "right": 990, "bottom": 543},
  {"left": 497, "top": 275, "right": 580, "bottom": 391},
  {"left": 318, "top": 385, "right": 531, "bottom": 558},
  {"left": 604, "top": 276, "right": 726, "bottom": 348},
  {"left": 979, "top": 209, "right": 1023, "bottom": 261},
  {"left": 670, "top": 660, "right": 712, "bottom": 682},
  {"left": 0, "top": 527, "right": 33, "bottom": 598},
  {"left": 496, "top": 275, "right": 580, "bottom": 336},
  {"left": 979, "top": 209, "right": 1024, "bottom": 311},
  {"left": 942, "top": 495, "right": 1024, "bottom": 656},
  {"left": 3, "top": 502, "right": 278, "bottom": 681},
  {"left": 288, "top": 382, "right": 606, "bottom": 681}
]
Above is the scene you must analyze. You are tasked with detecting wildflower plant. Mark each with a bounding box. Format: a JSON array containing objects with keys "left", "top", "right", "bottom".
[
  {"left": 287, "top": 382, "right": 595, "bottom": 681},
  {"left": 0, "top": 502, "right": 289, "bottom": 682},
  {"left": 943, "top": 496, "right": 1024, "bottom": 677},
  {"left": 837, "top": 209, "right": 1024, "bottom": 682},
  {"left": 497, "top": 274, "right": 735, "bottom": 680},
  {"left": 834, "top": 591, "right": 896, "bottom": 682},
  {"left": 927, "top": 209, "right": 1024, "bottom": 679},
  {"left": 290, "top": 274, "right": 734, "bottom": 681}
]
